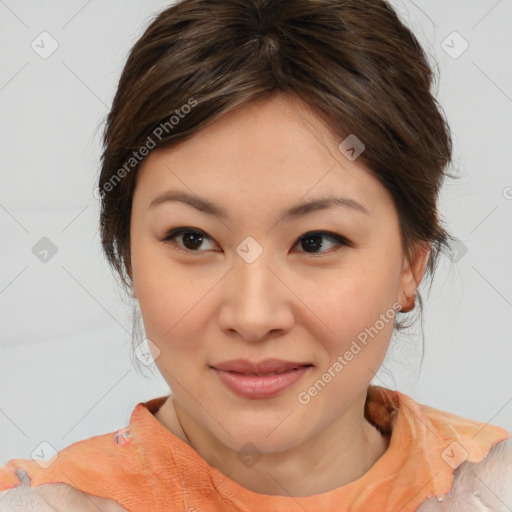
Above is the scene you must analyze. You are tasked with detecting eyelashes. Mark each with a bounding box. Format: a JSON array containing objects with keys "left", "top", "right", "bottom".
[{"left": 161, "top": 227, "right": 352, "bottom": 256}]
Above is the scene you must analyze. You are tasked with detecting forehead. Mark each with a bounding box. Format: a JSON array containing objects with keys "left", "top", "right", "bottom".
[{"left": 134, "top": 94, "right": 395, "bottom": 217}]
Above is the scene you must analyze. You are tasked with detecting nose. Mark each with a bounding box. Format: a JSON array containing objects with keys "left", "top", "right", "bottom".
[{"left": 218, "top": 247, "right": 295, "bottom": 343}]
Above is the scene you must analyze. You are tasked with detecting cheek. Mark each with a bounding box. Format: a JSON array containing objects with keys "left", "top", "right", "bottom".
[
  {"left": 342, "top": 241, "right": 403, "bottom": 310},
  {"left": 136, "top": 275, "right": 195, "bottom": 346},
  {"left": 305, "top": 286, "right": 397, "bottom": 403},
  {"left": 132, "top": 251, "right": 222, "bottom": 369},
  {"left": 307, "top": 248, "right": 401, "bottom": 315},
  {"left": 302, "top": 251, "right": 401, "bottom": 360},
  {"left": 131, "top": 241, "right": 192, "bottom": 344}
]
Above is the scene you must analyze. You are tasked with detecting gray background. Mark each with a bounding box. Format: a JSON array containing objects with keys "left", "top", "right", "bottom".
[{"left": 1, "top": 0, "right": 511, "bottom": 466}]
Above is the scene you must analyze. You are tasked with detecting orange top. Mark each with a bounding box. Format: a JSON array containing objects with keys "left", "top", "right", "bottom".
[{"left": 0, "top": 385, "right": 510, "bottom": 512}]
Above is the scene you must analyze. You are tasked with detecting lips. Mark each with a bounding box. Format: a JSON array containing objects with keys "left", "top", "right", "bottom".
[
  {"left": 211, "top": 358, "right": 313, "bottom": 375},
  {"left": 211, "top": 359, "right": 313, "bottom": 399}
]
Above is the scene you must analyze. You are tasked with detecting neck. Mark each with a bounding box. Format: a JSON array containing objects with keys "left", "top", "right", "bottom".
[{"left": 160, "top": 392, "right": 389, "bottom": 497}]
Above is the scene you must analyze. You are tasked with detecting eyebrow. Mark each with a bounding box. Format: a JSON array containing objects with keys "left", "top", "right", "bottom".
[{"left": 148, "top": 190, "right": 369, "bottom": 220}]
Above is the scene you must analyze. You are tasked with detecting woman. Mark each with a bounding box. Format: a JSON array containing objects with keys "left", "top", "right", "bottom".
[{"left": 1, "top": 0, "right": 510, "bottom": 510}]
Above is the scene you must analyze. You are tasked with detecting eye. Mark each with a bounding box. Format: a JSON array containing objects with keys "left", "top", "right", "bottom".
[
  {"left": 161, "top": 227, "right": 351, "bottom": 255},
  {"left": 162, "top": 227, "right": 216, "bottom": 253},
  {"left": 296, "top": 231, "right": 351, "bottom": 254}
]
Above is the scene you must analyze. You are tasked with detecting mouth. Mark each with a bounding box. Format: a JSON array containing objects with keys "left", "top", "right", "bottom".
[
  {"left": 210, "top": 358, "right": 314, "bottom": 374},
  {"left": 222, "top": 367, "right": 312, "bottom": 376},
  {"left": 210, "top": 359, "right": 314, "bottom": 399}
]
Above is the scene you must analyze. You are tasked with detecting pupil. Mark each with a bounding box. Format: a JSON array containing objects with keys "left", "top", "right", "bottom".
[
  {"left": 183, "top": 232, "right": 203, "bottom": 250},
  {"left": 302, "top": 234, "right": 323, "bottom": 252}
]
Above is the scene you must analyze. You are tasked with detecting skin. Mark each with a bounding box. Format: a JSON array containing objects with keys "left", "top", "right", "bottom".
[{"left": 129, "top": 92, "right": 429, "bottom": 497}]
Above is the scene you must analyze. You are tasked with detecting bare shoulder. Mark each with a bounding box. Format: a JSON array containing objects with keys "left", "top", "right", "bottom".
[
  {"left": 417, "top": 437, "right": 512, "bottom": 512},
  {"left": 0, "top": 471, "right": 128, "bottom": 512}
]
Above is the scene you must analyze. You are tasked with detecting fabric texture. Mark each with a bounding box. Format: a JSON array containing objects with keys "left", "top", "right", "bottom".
[{"left": 0, "top": 385, "right": 510, "bottom": 512}]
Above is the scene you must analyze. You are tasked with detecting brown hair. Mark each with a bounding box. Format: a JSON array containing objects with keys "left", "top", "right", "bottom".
[{"left": 98, "top": 0, "right": 456, "bottom": 349}]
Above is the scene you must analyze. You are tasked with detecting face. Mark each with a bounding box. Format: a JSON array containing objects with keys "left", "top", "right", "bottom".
[{"left": 130, "top": 93, "right": 426, "bottom": 454}]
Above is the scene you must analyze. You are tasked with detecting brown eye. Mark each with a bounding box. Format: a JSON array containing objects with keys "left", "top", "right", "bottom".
[
  {"left": 162, "top": 227, "right": 216, "bottom": 252},
  {"left": 295, "top": 231, "right": 351, "bottom": 254},
  {"left": 162, "top": 228, "right": 351, "bottom": 255}
]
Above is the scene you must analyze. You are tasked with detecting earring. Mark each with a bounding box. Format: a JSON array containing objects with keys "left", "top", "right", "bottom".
[{"left": 400, "top": 292, "right": 416, "bottom": 313}]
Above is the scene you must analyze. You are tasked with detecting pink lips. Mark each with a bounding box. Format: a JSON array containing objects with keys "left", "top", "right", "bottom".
[{"left": 211, "top": 358, "right": 313, "bottom": 399}]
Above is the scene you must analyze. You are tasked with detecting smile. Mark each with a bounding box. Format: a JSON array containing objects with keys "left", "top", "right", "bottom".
[{"left": 211, "top": 361, "right": 313, "bottom": 399}]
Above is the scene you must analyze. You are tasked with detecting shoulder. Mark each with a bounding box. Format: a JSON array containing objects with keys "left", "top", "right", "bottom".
[
  {"left": 0, "top": 471, "right": 128, "bottom": 512},
  {"left": 461, "top": 437, "right": 512, "bottom": 495},
  {"left": 417, "top": 437, "right": 512, "bottom": 511}
]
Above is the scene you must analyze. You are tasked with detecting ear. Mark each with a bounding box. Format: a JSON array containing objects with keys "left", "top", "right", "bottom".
[{"left": 398, "top": 242, "right": 430, "bottom": 304}]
